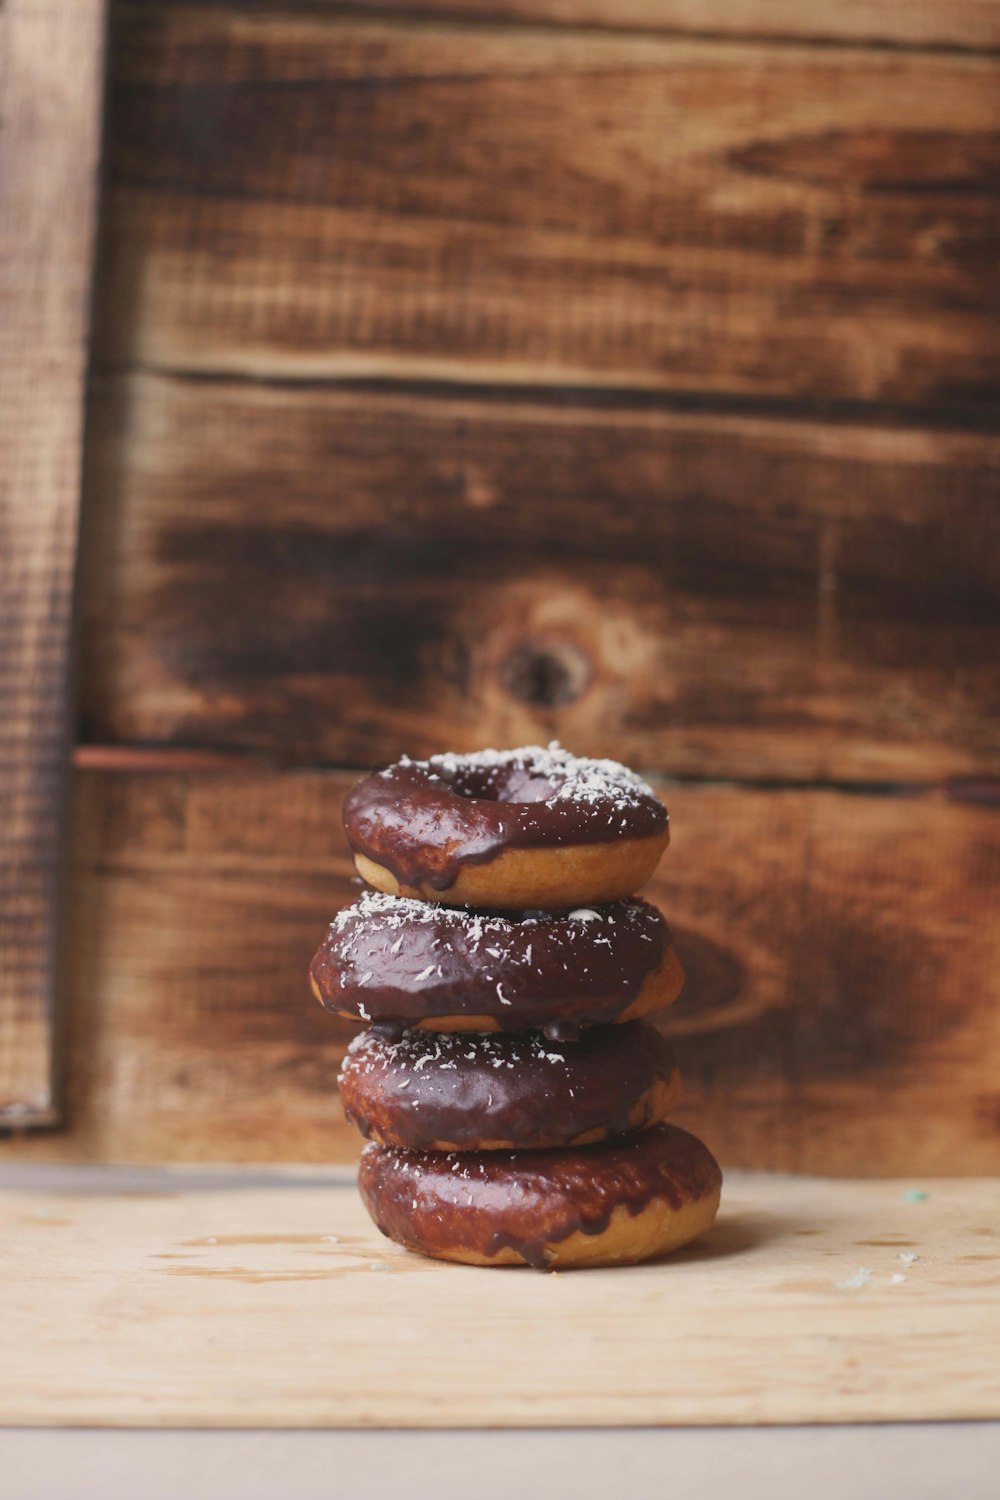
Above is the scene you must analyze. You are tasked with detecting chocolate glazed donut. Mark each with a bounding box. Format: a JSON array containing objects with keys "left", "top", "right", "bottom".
[
  {"left": 359, "top": 1123, "right": 723, "bottom": 1269},
  {"left": 310, "top": 891, "right": 683, "bottom": 1035},
  {"left": 339, "top": 1021, "right": 681, "bottom": 1151},
  {"left": 343, "top": 744, "right": 670, "bottom": 909}
]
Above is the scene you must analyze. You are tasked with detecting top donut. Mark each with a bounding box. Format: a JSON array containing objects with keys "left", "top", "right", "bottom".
[{"left": 343, "top": 742, "right": 669, "bottom": 909}]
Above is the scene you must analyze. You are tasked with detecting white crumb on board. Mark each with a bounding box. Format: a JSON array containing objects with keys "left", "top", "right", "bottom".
[{"left": 836, "top": 1267, "right": 873, "bottom": 1290}]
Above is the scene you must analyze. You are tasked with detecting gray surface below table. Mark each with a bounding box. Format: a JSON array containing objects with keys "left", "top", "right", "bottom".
[{"left": 3, "top": 1425, "right": 999, "bottom": 1500}]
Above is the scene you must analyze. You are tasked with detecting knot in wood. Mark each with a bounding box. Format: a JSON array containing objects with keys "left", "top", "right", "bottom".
[{"left": 499, "top": 640, "right": 591, "bottom": 709}]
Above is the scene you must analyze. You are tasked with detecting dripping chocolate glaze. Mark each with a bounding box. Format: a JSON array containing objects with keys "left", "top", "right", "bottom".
[
  {"left": 342, "top": 746, "right": 668, "bottom": 892},
  {"left": 358, "top": 1124, "right": 722, "bottom": 1270},
  {"left": 339, "top": 1021, "right": 678, "bottom": 1151},
  {"left": 310, "top": 892, "right": 671, "bottom": 1033}
]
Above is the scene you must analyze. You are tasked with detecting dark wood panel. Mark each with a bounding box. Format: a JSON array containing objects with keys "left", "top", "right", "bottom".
[
  {"left": 3, "top": 767, "right": 997, "bottom": 1172},
  {"left": 0, "top": 0, "right": 107, "bottom": 1127},
  {"left": 79, "top": 373, "right": 1000, "bottom": 780},
  {"left": 121, "top": 0, "right": 1000, "bottom": 49},
  {"left": 97, "top": 8, "right": 1000, "bottom": 412}
]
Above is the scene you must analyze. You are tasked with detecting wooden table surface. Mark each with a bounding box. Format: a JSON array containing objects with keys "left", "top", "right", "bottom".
[{"left": 2, "top": 1165, "right": 997, "bottom": 1429}]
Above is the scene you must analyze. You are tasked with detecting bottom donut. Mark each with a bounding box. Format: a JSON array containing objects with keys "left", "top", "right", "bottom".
[{"left": 357, "top": 1122, "right": 722, "bottom": 1270}]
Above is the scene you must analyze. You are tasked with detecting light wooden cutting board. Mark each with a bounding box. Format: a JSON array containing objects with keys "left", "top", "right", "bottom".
[{"left": 1, "top": 1169, "right": 997, "bottom": 1427}]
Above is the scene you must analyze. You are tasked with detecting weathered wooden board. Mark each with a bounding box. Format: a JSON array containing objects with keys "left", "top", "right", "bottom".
[
  {"left": 2, "top": 769, "right": 997, "bottom": 1173},
  {"left": 0, "top": 0, "right": 107, "bottom": 1126},
  {"left": 78, "top": 374, "right": 1000, "bottom": 780},
  {"left": 97, "top": 10, "right": 1000, "bottom": 413},
  {"left": 284, "top": 1, "right": 1000, "bottom": 49},
  {"left": 1, "top": 1169, "right": 998, "bottom": 1426}
]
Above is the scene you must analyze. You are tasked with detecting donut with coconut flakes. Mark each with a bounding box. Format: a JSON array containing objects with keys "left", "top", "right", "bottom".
[
  {"left": 359, "top": 1123, "right": 722, "bottom": 1270},
  {"left": 309, "top": 891, "right": 683, "bottom": 1035},
  {"left": 342, "top": 743, "right": 669, "bottom": 909},
  {"left": 338, "top": 1021, "right": 681, "bottom": 1151}
]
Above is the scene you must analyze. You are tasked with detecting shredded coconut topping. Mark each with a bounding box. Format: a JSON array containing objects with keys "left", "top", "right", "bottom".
[
  {"left": 329, "top": 888, "right": 656, "bottom": 943},
  {"left": 339, "top": 1026, "right": 581, "bottom": 1085},
  {"left": 329, "top": 889, "right": 538, "bottom": 937},
  {"left": 383, "top": 741, "right": 660, "bottom": 814}
]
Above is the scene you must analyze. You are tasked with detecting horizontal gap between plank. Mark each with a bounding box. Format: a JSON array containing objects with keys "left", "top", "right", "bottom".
[
  {"left": 0, "top": 1107, "right": 62, "bottom": 1135},
  {"left": 127, "top": 1, "right": 1000, "bottom": 61},
  {"left": 91, "top": 361, "right": 1000, "bottom": 436},
  {"left": 0, "top": 1161, "right": 358, "bottom": 1188},
  {"left": 71, "top": 745, "right": 1000, "bottom": 806}
]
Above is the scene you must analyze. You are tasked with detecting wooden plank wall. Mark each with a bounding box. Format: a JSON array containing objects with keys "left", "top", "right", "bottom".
[
  {"left": 6, "top": 0, "right": 1000, "bottom": 1170},
  {"left": 0, "top": 0, "right": 108, "bottom": 1127}
]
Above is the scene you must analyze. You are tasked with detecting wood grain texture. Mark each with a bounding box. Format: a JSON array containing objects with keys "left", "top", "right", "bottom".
[
  {"left": 97, "top": 8, "right": 1000, "bottom": 413},
  {"left": 122, "top": 0, "right": 1000, "bottom": 49},
  {"left": 2, "top": 1169, "right": 999, "bottom": 1426},
  {"left": 3, "top": 768, "right": 997, "bottom": 1173},
  {"left": 79, "top": 373, "right": 1000, "bottom": 781},
  {"left": 0, "top": 0, "right": 107, "bottom": 1126}
]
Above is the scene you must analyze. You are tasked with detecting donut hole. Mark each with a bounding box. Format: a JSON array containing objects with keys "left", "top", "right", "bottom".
[{"left": 438, "top": 759, "right": 562, "bottom": 807}]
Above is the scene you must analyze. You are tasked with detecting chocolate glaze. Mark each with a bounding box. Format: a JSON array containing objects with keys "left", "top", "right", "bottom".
[
  {"left": 310, "top": 891, "right": 671, "bottom": 1033},
  {"left": 358, "top": 1123, "right": 723, "bottom": 1270},
  {"left": 339, "top": 1021, "right": 678, "bottom": 1151},
  {"left": 343, "top": 745, "right": 668, "bottom": 892}
]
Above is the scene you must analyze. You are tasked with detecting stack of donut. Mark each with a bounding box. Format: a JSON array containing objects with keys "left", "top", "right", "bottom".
[{"left": 310, "top": 744, "right": 721, "bottom": 1269}]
